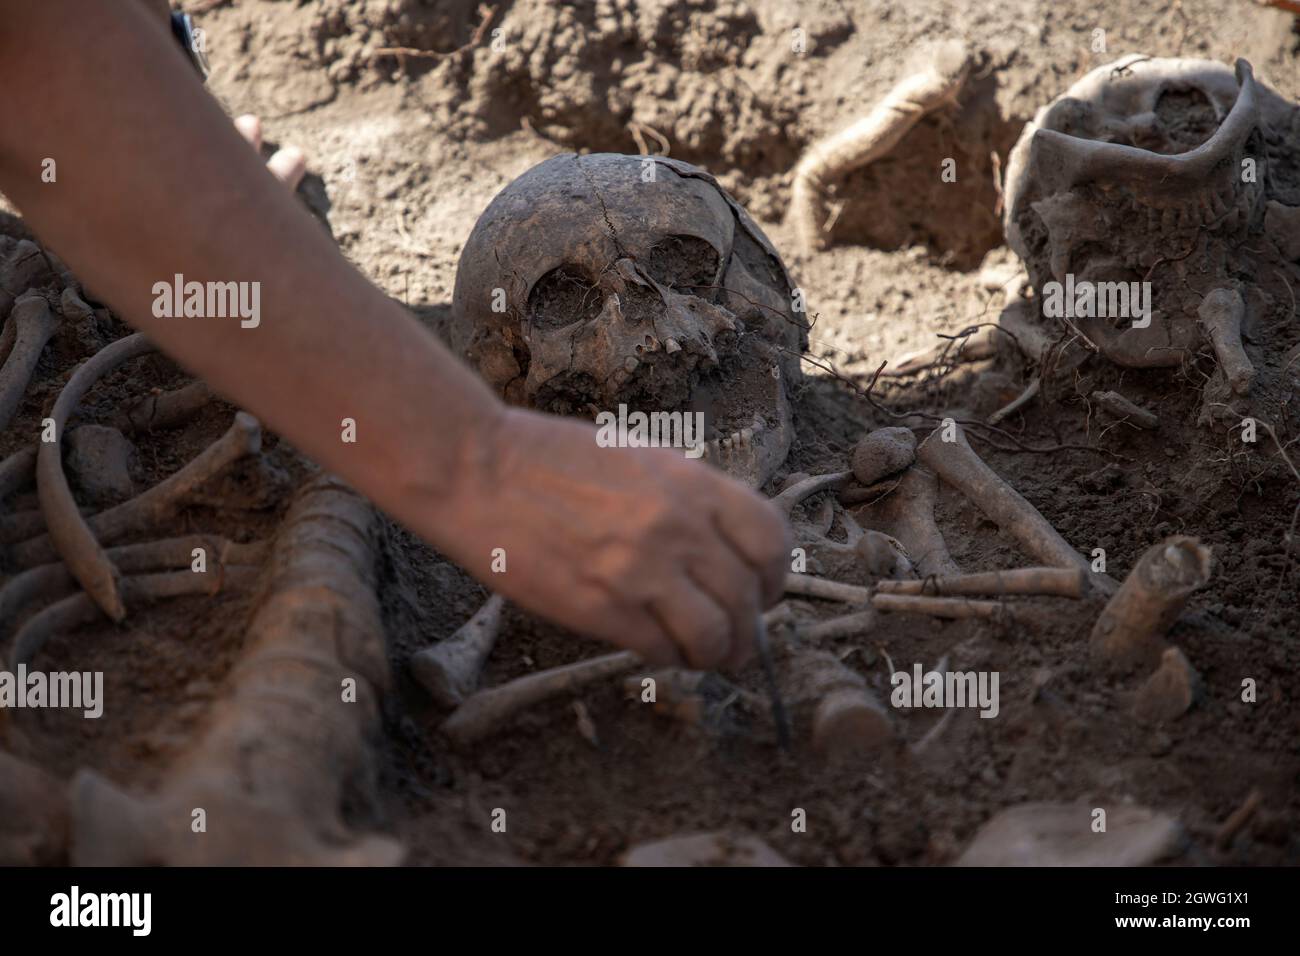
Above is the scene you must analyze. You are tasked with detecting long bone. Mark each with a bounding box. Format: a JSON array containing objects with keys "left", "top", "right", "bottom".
[
  {"left": 70, "top": 475, "right": 404, "bottom": 866},
  {"left": 791, "top": 41, "right": 971, "bottom": 254},
  {"left": 32, "top": 333, "right": 155, "bottom": 620},
  {"left": 876, "top": 567, "right": 1086, "bottom": 598},
  {"left": 13, "top": 411, "right": 262, "bottom": 569},
  {"left": 0, "top": 535, "right": 267, "bottom": 639},
  {"left": 916, "top": 422, "right": 1116, "bottom": 592},
  {"left": 856, "top": 465, "right": 961, "bottom": 578},
  {"left": 410, "top": 593, "right": 505, "bottom": 707},
  {"left": 0, "top": 295, "right": 60, "bottom": 433},
  {"left": 1090, "top": 536, "right": 1211, "bottom": 671},
  {"left": 1197, "top": 288, "right": 1255, "bottom": 395}
]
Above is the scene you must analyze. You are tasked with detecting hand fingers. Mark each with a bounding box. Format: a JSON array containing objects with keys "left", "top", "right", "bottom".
[
  {"left": 649, "top": 576, "right": 733, "bottom": 670},
  {"left": 688, "top": 552, "right": 762, "bottom": 671},
  {"left": 712, "top": 490, "right": 791, "bottom": 608},
  {"left": 265, "top": 146, "right": 307, "bottom": 191},
  {"left": 233, "top": 113, "right": 262, "bottom": 151}
]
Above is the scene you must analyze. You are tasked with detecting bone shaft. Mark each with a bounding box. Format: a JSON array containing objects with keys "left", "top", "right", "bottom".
[
  {"left": 784, "top": 573, "right": 872, "bottom": 605},
  {"left": 441, "top": 651, "right": 641, "bottom": 747},
  {"left": 871, "top": 593, "right": 1005, "bottom": 619},
  {"left": 1092, "top": 390, "right": 1159, "bottom": 429},
  {"left": 0, "top": 298, "right": 59, "bottom": 432},
  {"left": 876, "top": 567, "right": 1085, "bottom": 598},
  {"left": 1197, "top": 289, "right": 1254, "bottom": 395},
  {"left": 116, "top": 381, "right": 217, "bottom": 433},
  {"left": 800, "top": 609, "right": 876, "bottom": 641},
  {"left": 772, "top": 470, "right": 852, "bottom": 516}
]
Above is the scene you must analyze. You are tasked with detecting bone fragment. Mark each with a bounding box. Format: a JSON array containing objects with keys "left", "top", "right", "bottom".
[
  {"left": 114, "top": 380, "right": 217, "bottom": 434},
  {"left": 1091, "top": 390, "right": 1159, "bottom": 429},
  {"left": 798, "top": 609, "right": 876, "bottom": 642},
  {"left": 771, "top": 470, "right": 852, "bottom": 517},
  {"left": 410, "top": 593, "right": 505, "bottom": 707},
  {"left": 1214, "top": 789, "right": 1262, "bottom": 852},
  {"left": 71, "top": 475, "right": 404, "bottom": 865},
  {"left": 1133, "top": 646, "right": 1201, "bottom": 723},
  {"left": 988, "top": 377, "right": 1040, "bottom": 425},
  {"left": 957, "top": 803, "right": 1182, "bottom": 866},
  {"left": 876, "top": 567, "right": 1085, "bottom": 598},
  {"left": 872, "top": 593, "right": 1008, "bottom": 620},
  {"left": 852, "top": 426, "right": 916, "bottom": 485},
  {"left": 784, "top": 573, "right": 871, "bottom": 605},
  {"left": 1197, "top": 289, "right": 1254, "bottom": 395},
  {"left": 791, "top": 41, "right": 971, "bottom": 253},
  {"left": 1089, "top": 536, "right": 1211, "bottom": 670},
  {"left": 858, "top": 465, "right": 961, "bottom": 578},
  {"left": 442, "top": 650, "right": 642, "bottom": 748},
  {"left": 885, "top": 327, "right": 997, "bottom": 377},
  {"left": 917, "top": 422, "right": 1113, "bottom": 591},
  {"left": 857, "top": 529, "right": 914, "bottom": 579},
  {"left": 15, "top": 411, "right": 261, "bottom": 568},
  {"left": 785, "top": 648, "right": 892, "bottom": 755},
  {"left": 0, "top": 294, "right": 60, "bottom": 432}
]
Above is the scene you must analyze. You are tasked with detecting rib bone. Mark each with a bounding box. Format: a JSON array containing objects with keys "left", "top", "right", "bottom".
[{"left": 0, "top": 294, "right": 60, "bottom": 432}]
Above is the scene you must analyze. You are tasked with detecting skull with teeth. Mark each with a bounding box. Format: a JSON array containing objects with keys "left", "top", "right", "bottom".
[
  {"left": 451, "top": 153, "right": 807, "bottom": 486},
  {"left": 1002, "top": 56, "right": 1300, "bottom": 422}
]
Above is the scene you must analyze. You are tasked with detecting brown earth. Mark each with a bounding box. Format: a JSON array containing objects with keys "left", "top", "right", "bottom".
[{"left": 2, "top": 0, "right": 1299, "bottom": 866}]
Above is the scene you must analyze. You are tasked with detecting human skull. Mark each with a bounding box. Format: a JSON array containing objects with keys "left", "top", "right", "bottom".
[
  {"left": 451, "top": 153, "right": 807, "bottom": 486},
  {"left": 1002, "top": 56, "right": 1300, "bottom": 422}
]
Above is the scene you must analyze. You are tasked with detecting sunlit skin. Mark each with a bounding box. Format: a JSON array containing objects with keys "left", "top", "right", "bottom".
[{"left": 0, "top": 0, "right": 791, "bottom": 669}]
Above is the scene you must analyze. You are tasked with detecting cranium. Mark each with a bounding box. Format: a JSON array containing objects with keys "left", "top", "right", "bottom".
[
  {"left": 1002, "top": 55, "right": 1300, "bottom": 420},
  {"left": 450, "top": 153, "right": 807, "bottom": 487}
]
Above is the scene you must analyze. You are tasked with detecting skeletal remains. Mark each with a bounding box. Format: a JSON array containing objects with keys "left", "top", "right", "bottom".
[{"left": 6, "top": 43, "right": 1291, "bottom": 866}]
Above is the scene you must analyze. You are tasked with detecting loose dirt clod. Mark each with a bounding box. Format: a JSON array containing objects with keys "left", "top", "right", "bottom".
[
  {"left": 851, "top": 426, "right": 917, "bottom": 486},
  {"left": 790, "top": 40, "right": 972, "bottom": 254},
  {"left": 65, "top": 425, "right": 135, "bottom": 505},
  {"left": 1089, "top": 536, "right": 1212, "bottom": 671},
  {"left": 70, "top": 475, "right": 402, "bottom": 866},
  {"left": 0, "top": 294, "right": 59, "bottom": 433},
  {"left": 410, "top": 593, "right": 505, "bottom": 708},
  {"left": 1133, "top": 646, "right": 1201, "bottom": 723}
]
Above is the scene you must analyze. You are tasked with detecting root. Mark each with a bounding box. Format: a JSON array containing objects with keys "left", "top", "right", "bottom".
[
  {"left": 876, "top": 567, "right": 1085, "bottom": 598},
  {"left": 0, "top": 534, "right": 267, "bottom": 639},
  {"left": 14, "top": 412, "right": 262, "bottom": 568},
  {"left": 1197, "top": 289, "right": 1254, "bottom": 395},
  {"left": 33, "top": 333, "right": 156, "bottom": 620},
  {"left": 9, "top": 566, "right": 260, "bottom": 668},
  {"left": 410, "top": 593, "right": 505, "bottom": 707},
  {"left": 0, "top": 295, "right": 60, "bottom": 432},
  {"left": 70, "top": 475, "right": 403, "bottom": 866},
  {"left": 917, "top": 422, "right": 1114, "bottom": 592},
  {"left": 441, "top": 650, "right": 641, "bottom": 748},
  {"left": 1089, "top": 536, "right": 1211, "bottom": 671},
  {"left": 790, "top": 40, "right": 971, "bottom": 254}
]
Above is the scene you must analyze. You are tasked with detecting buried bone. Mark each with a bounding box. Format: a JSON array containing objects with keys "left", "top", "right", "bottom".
[
  {"left": 876, "top": 567, "right": 1086, "bottom": 598},
  {"left": 70, "top": 475, "right": 404, "bottom": 866},
  {"left": 1197, "top": 289, "right": 1255, "bottom": 395},
  {"left": 1090, "top": 536, "right": 1212, "bottom": 671},
  {"left": 1091, "top": 390, "right": 1160, "bottom": 430},
  {"left": 410, "top": 593, "right": 505, "bottom": 707},
  {"left": 0, "top": 294, "right": 60, "bottom": 433},
  {"left": 782, "top": 648, "right": 893, "bottom": 755},
  {"left": 1133, "top": 646, "right": 1201, "bottom": 723},
  {"left": 917, "top": 422, "right": 1113, "bottom": 591},
  {"left": 856, "top": 465, "right": 960, "bottom": 579}
]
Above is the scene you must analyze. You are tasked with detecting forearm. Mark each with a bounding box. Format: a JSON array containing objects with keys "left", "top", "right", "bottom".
[{"left": 0, "top": 0, "right": 502, "bottom": 552}]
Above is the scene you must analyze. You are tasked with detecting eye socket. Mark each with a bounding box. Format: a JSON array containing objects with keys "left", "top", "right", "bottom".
[
  {"left": 526, "top": 267, "right": 603, "bottom": 332},
  {"left": 645, "top": 235, "right": 722, "bottom": 297}
]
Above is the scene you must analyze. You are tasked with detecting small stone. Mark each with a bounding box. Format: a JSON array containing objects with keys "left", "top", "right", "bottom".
[
  {"left": 957, "top": 802, "right": 1182, "bottom": 866},
  {"left": 851, "top": 427, "right": 916, "bottom": 486},
  {"left": 621, "top": 832, "right": 792, "bottom": 867},
  {"left": 65, "top": 425, "right": 134, "bottom": 505},
  {"left": 1133, "top": 647, "right": 1200, "bottom": 723}
]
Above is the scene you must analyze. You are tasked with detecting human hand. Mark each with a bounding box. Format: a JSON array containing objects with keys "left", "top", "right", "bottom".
[
  {"left": 233, "top": 113, "right": 306, "bottom": 190},
  {"left": 443, "top": 407, "right": 792, "bottom": 670}
]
